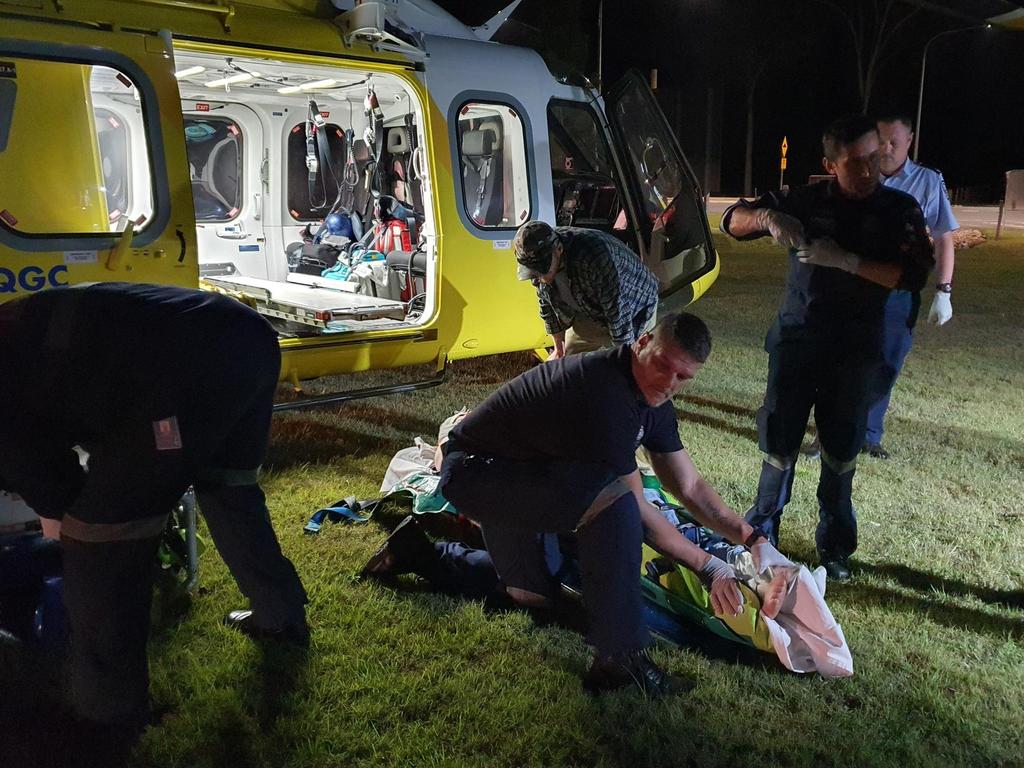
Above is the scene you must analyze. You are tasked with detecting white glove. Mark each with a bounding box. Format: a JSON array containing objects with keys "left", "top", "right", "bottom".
[
  {"left": 798, "top": 238, "right": 861, "bottom": 274},
  {"left": 928, "top": 291, "right": 953, "bottom": 325},
  {"left": 754, "top": 209, "right": 807, "bottom": 250},
  {"left": 699, "top": 555, "right": 744, "bottom": 617}
]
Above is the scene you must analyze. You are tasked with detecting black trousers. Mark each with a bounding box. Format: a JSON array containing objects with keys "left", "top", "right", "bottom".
[
  {"left": 747, "top": 333, "right": 881, "bottom": 560},
  {"left": 62, "top": 535, "right": 162, "bottom": 726},
  {"left": 439, "top": 450, "right": 649, "bottom": 657}
]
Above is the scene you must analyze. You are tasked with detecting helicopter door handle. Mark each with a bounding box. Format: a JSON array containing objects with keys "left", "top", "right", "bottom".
[{"left": 215, "top": 224, "right": 247, "bottom": 239}]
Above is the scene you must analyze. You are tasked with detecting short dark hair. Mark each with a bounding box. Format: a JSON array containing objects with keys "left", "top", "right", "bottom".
[
  {"left": 875, "top": 113, "right": 914, "bottom": 131},
  {"left": 822, "top": 114, "right": 878, "bottom": 161},
  {"left": 655, "top": 312, "right": 712, "bottom": 363}
]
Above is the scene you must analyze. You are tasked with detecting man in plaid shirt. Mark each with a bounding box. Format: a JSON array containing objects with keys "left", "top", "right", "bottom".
[{"left": 514, "top": 221, "right": 659, "bottom": 358}]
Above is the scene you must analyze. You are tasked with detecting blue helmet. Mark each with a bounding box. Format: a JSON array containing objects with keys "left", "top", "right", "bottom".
[{"left": 325, "top": 212, "right": 354, "bottom": 239}]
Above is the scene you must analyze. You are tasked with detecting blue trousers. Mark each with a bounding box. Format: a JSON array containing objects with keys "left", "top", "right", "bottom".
[
  {"left": 864, "top": 291, "right": 916, "bottom": 444},
  {"left": 439, "top": 450, "right": 648, "bottom": 657},
  {"left": 429, "top": 535, "right": 568, "bottom": 599}
]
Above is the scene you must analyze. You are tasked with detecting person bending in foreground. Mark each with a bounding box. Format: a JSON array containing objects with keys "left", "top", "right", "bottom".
[{"left": 0, "top": 283, "right": 308, "bottom": 743}]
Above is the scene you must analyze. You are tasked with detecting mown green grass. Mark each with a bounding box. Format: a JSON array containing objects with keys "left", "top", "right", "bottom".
[{"left": 4, "top": 231, "right": 1024, "bottom": 768}]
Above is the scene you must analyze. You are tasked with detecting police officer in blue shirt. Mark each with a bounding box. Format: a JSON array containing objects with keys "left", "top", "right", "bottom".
[
  {"left": 862, "top": 114, "right": 960, "bottom": 458},
  {"left": 721, "top": 115, "right": 934, "bottom": 580}
]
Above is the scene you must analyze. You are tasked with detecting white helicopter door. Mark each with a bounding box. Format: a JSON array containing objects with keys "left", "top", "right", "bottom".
[{"left": 181, "top": 101, "right": 268, "bottom": 278}]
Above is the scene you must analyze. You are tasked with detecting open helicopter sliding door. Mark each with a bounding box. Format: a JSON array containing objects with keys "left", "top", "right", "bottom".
[
  {"left": 0, "top": 18, "right": 197, "bottom": 296},
  {"left": 604, "top": 70, "right": 717, "bottom": 311}
]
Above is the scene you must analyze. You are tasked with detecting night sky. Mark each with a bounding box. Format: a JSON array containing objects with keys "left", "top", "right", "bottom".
[{"left": 435, "top": 0, "right": 1024, "bottom": 201}]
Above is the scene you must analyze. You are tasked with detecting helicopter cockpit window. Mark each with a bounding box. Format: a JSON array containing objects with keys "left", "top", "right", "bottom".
[
  {"left": 184, "top": 117, "right": 243, "bottom": 222},
  {"left": 547, "top": 100, "right": 627, "bottom": 236},
  {"left": 457, "top": 102, "right": 530, "bottom": 229}
]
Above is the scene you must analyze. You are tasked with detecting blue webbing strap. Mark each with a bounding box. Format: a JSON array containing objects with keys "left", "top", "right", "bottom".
[{"left": 303, "top": 497, "right": 370, "bottom": 534}]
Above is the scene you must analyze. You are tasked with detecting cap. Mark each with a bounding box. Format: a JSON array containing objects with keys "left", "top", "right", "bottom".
[{"left": 513, "top": 220, "right": 559, "bottom": 280}]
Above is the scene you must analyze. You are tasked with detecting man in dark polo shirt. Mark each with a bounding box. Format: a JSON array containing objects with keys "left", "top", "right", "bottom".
[
  {"left": 720, "top": 114, "right": 934, "bottom": 580},
  {"left": 438, "top": 312, "right": 775, "bottom": 698}
]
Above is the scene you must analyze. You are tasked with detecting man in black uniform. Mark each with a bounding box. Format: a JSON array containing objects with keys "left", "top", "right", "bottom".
[
  {"left": 0, "top": 283, "right": 308, "bottom": 735},
  {"left": 721, "top": 115, "right": 933, "bottom": 580},
  {"left": 438, "top": 312, "right": 776, "bottom": 697}
]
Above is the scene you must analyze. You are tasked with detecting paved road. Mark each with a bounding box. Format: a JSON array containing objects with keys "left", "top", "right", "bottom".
[{"left": 706, "top": 198, "right": 1024, "bottom": 232}]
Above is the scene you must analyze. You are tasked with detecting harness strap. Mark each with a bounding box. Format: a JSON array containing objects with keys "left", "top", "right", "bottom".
[
  {"left": 303, "top": 496, "right": 370, "bottom": 534},
  {"left": 306, "top": 101, "right": 327, "bottom": 210},
  {"left": 472, "top": 156, "right": 491, "bottom": 223}
]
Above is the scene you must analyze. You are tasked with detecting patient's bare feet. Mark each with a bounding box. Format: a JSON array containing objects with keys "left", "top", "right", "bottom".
[{"left": 757, "top": 570, "right": 791, "bottom": 619}]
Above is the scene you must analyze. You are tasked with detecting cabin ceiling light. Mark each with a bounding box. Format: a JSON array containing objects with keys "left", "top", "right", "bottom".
[
  {"left": 300, "top": 78, "right": 337, "bottom": 90},
  {"left": 205, "top": 72, "right": 260, "bottom": 88},
  {"left": 278, "top": 78, "right": 337, "bottom": 94},
  {"left": 174, "top": 66, "right": 206, "bottom": 79}
]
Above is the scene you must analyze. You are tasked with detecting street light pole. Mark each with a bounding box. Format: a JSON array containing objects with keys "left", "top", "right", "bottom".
[{"left": 913, "top": 24, "right": 990, "bottom": 162}]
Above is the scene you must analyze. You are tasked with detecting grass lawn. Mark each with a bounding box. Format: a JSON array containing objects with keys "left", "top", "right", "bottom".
[{"left": 3, "top": 230, "right": 1023, "bottom": 767}]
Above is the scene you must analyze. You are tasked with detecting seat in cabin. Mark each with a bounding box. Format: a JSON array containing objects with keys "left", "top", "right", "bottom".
[
  {"left": 386, "top": 127, "right": 413, "bottom": 207},
  {"left": 460, "top": 126, "right": 504, "bottom": 226}
]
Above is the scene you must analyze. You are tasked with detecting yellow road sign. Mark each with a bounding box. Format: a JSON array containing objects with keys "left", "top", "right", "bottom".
[
  {"left": 781, "top": 136, "right": 789, "bottom": 157},
  {"left": 780, "top": 157, "right": 788, "bottom": 170}
]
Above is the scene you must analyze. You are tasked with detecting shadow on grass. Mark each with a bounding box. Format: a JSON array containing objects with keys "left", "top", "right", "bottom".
[
  {"left": 675, "top": 405, "right": 760, "bottom": 443},
  {"left": 856, "top": 561, "right": 1024, "bottom": 610},
  {"left": 834, "top": 580, "right": 1024, "bottom": 640},
  {"left": 369, "top": 578, "right": 787, "bottom": 676},
  {"left": 681, "top": 395, "right": 759, "bottom": 420},
  {"left": 311, "top": 402, "right": 444, "bottom": 441},
  {"left": 253, "top": 641, "right": 310, "bottom": 730},
  {"left": 265, "top": 420, "right": 400, "bottom": 470}
]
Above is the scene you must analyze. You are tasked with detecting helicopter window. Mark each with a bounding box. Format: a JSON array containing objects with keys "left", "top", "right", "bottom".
[
  {"left": 94, "top": 109, "right": 131, "bottom": 224},
  {"left": 287, "top": 120, "right": 347, "bottom": 221},
  {"left": 184, "top": 117, "right": 243, "bottom": 222},
  {"left": 547, "top": 100, "right": 630, "bottom": 236},
  {"left": 456, "top": 102, "right": 530, "bottom": 229},
  {"left": 0, "top": 57, "right": 157, "bottom": 236}
]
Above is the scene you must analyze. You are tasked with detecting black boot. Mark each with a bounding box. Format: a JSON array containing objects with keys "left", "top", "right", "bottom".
[
  {"left": 819, "top": 554, "right": 852, "bottom": 581},
  {"left": 224, "top": 609, "right": 310, "bottom": 646},
  {"left": 583, "top": 648, "right": 694, "bottom": 699}
]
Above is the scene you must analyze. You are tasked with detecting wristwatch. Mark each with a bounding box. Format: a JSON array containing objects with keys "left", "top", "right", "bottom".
[
  {"left": 936, "top": 282, "right": 953, "bottom": 293},
  {"left": 743, "top": 524, "right": 768, "bottom": 548}
]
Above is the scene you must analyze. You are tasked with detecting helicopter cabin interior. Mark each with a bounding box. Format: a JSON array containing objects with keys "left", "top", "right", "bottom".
[{"left": 48, "top": 49, "right": 531, "bottom": 336}]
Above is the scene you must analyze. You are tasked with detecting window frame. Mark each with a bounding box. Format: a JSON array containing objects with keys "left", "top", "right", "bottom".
[
  {"left": 447, "top": 91, "right": 536, "bottom": 237},
  {"left": 0, "top": 40, "right": 171, "bottom": 251},
  {"left": 184, "top": 115, "right": 244, "bottom": 224}
]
